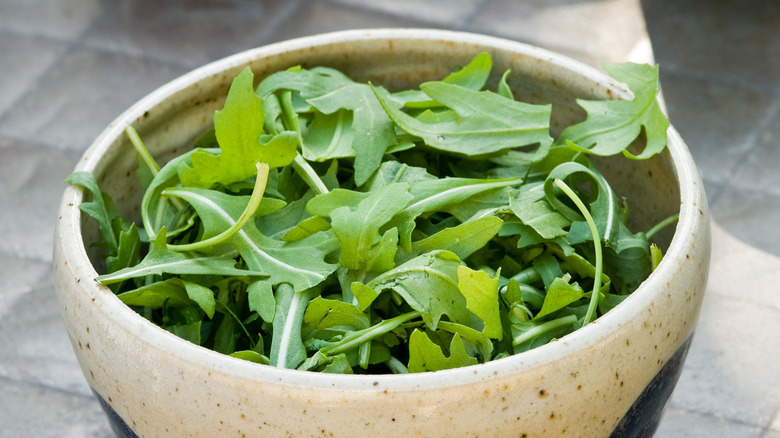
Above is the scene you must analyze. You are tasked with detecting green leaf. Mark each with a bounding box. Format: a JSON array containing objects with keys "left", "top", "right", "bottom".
[
  {"left": 497, "top": 69, "right": 513, "bottom": 99},
  {"left": 247, "top": 280, "right": 275, "bottom": 322},
  {"left": 301, "top": 110, "right": 356, "bottom": 161},
  {"left": 531, "top": 250, "right": 564, "bottom": 289},
  {"left": 558, "top": 62, "right": 669, "bottom": 160},
  {"left": 178, "top": 67, "right": 299, "bottom": 188},
  {"left": 105, "top": 220, "right": 141, "bottom": 278},
  {"left": 435, "top": 321, "right": 494, "bottom": 361},
  {"left": 544, "top": 161, "right": 621, "bottom": 245},
  {"left": 328, "top": 183, "right": 413, "bottom": 272},
  {"left": 351, "top": 282, "right": 380, "bottom": 311},
  {"left": 65, "top": 171, "right": 119, "bottom": 255},
  {"left": 256, "top": 66, "right": 355, "bottom": 100},
  {"left": 510, "top": 199, "right": 571, "bottom": 240},
  {"left": 230, "top": 350, "right": 270, "bottom": 364},
  {"left": 407, "top": 330, "right": 477, "bottom": 373},
  {"left": 364, "top": 250, "right": 479, "bottom": 330},
  {"left": 363, "top": 161, "right": 437, "bottom": 192},
  {"left": 301, "top": 297, "right": 370, "bottom": 339},
  {"left": 307, "top": 82, "right": 398, "bottom": 186},
  {"left": 391, "top": 176, "right": 523, "bottom": 251},
  {"left": 97, "top": 229, "right": 263, "bottom": 284},
  {"left": 457, "top": 266, "right": 502, "bottom": 339},
  {"left": 181, "top": 279, "right": 217, "bottom": 319},
  {"left": 270, "top": 284, "right": 317, "bottom": 369},
  {"left": 534, "top": 277, "right": 584, "bottom": 320},
  {"left": 167, "top": 321, "right": 202, "bottom": 345},
  {"left": 396, "top": 52, "right": 494, "bottom": 108},
  {"left": 512, "top": 314, "right": 578, "bottom": 352},
  {"left": 373, "top": 81, "right": 552, "bottom": 158},
  {"left": 306, "top": 188, "right": 368, "bottom": 217},
  {"left": 280, "top": 215, "right": 331, "bottom": 242},
  {"left": 499, "top": 217, "right": 546, "bottom": 249},
  {"left": 407, "top": 215, "right": 503, "bottom": 261},
  {"left": 163, "top": 187, "right": 338, "bottom": 291},
  {"left": 117, "top": 278, "right": 195, "bottom": 309},
  {"left": 603, "top": 224, "right": 651, "bottom": 294}
]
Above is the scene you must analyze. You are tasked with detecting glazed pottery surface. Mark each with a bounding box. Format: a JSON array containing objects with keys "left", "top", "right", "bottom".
[{"left": 53, "top": 29, "right": 710, "bottom": 437}]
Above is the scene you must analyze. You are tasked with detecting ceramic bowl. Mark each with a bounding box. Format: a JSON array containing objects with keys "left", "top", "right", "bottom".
[{"left": 53, "top": 29, "right": 710, "bottom": 438}]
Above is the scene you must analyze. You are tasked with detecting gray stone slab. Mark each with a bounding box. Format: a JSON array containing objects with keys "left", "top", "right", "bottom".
[
  {"left": 770, "top": 410, "right": 780, "bottom": 436},
  {"left": 0, "top": 280, "right": 94, "bottom": 398},
  {"left": 0, "top": 33, "right": 68, "bottom": 117},
  {"left": 269, "top": 0, "right": 427, "bottom": 44},
  {"left": 0, "top": 140, "right": 83, "bottom": 261},
  {"left": 655, "top": 407, "right": 764, "bottom": 438},
  {"left": 328, "top": 0, "right": 486, "bottom": 26},
  {"left": 668, "top": 291, "right": 780, "bottom": 429},
  {"left": 0, "top": 47, "right": 186, "bottom": 152},
  {"left": 469, "top": 0, "right": 649, "bottom": 67},
  {"left": 729, "top": 111, "right": 780, "bottom": 197},
  {"left": 83, "top": 0, "right": 301, "bottom": 68},
  {"left": 0, "top": 253, "right": 51, "bottom": 300},
  {"left": 0, "top": 377, "right": 112, "bottom": 438},
  {"left": 642, "top": 0, "right": 780, "bottom": 93},
  {"left": 0, "top": 0, "right": 110, "bottom": 40},
  {"left": 654, "top": 72, "right": 779, "bottom": 193},
  {"left": 707, "top": 223, "right": 780, "bottom": 309},
  {"left": 711, "top": 187, "right": 780, "bottom": 257}
]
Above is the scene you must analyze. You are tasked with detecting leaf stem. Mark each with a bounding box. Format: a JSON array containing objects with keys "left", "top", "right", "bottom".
[
  {"left": 293, "top": 155, "right": 329, "bottom": 195},
  {"left": 322, "top": 311, "right": 421, "bottom": 357},
  {"left": 646, "top": 213, "right": 679, "bottom": 239},
  {"left": 125, "top": 125, "right": 160, "bottom": 176},
  {"left": 166, "top": 162, "right": 270, "bottom": 252},
  {"left": 553, "top": 178, "right": 603, "bottom": 326},
  {"left": 277, "top": 89, "right": 330, "bottom": 195},
  {"left": 385, "top": 355, "right": 409, "bottom": 374},
  {"left": 512, "top": 314, "right": 578, "bottom": 346}
]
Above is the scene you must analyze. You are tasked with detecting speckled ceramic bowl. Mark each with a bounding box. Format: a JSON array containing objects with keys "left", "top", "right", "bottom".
[{"left": 53, "top": 29, "right": 709, "bottom": 438}]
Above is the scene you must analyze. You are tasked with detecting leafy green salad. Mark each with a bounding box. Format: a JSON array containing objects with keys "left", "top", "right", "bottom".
[{"left": 67, "top": 53, "right": 675, "bottom": 374}]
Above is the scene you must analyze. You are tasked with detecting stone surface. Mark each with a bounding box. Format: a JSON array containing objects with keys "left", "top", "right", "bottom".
[{"left": 1, "top": 0, "right": 779, "bottom": 436}]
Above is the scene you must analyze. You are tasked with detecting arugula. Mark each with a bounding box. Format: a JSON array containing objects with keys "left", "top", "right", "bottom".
[
  {"left": 558, "top": 63, "right": 669, "bottom": 159},
  {"left": 68, "top": 54, "right": 677, "bottom": 374}
]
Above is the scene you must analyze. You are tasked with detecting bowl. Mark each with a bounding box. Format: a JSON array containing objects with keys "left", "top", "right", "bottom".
[{"left": 53, "top": 29, "right": 710, "bottom": 437}]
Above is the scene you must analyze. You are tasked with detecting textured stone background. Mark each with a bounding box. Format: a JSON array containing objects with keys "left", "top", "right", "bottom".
[{"left": 1, "top": 0, "right": 778, "bottom": 436}]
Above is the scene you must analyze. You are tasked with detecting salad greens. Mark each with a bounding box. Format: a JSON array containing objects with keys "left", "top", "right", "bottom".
[{"left": 66, "top": 53, "right": 675, "bottom": 374}]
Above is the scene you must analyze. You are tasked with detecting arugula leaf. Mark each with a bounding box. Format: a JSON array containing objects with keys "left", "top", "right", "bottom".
[
  {"left": 534, "top": 277, "right": 584, "bottom": 320},
  {"left": 373, "top": 81, "right": 553, "bottom": 158},
  {"left": 178, "top": 67, "right": 299, "bottom": 188},
  {"left": 544, "top": 161, "right": 621, "bottom": 245},
  {"left": 391, "top": 176, "right": 523, "bottom": 251},
  {"left": 407, "top": 330, "right": 478, "bottom": 373},
  {"left": 162, "top": 186, "right": 339, "bottom": 291},
  {"left": 301, "top": 110, "right": 356, "bottom": 161},
  {"left": 510, "top": 199, "right": 571, "bottom": 240},
  {"left": 558, "top": 63, "right": 669, "bottom": 159},
  {"left": 393, "top": 52, "right": 493, "bottom": 109},
  {"left": 457, "top": 266, "right": 502, "bottom": 339},
  {"left": 435, "top": 321, "right": 494, "bottom": 361},
  {"left": 96, "top": 229, "right": 264, "bottom": 284},
  {"left": 270, "top": 284, "right": 317, "bottom": 369},
  {"left": 301, "top": 297, "right": 370, "bottom": 340},
  {"left": 361, "top": 250, "right": 480, "bottom": 331},
  {"left": 406, "top": 215, "right": 503, "bottom": 261},
  {"left": 307, "top": 82, "right": 397, "bottom": 186},
  {"left": 328, "top": 183, "right": 413, "bottom": 272},
  {"left": 65, "top": 171, "right": 120, "bottom": 255}
]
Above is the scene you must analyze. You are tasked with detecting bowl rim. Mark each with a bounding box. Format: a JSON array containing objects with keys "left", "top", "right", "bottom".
[{"left": 56, "top": 28, "right": 706, "bottom": 391}]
